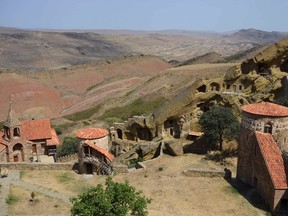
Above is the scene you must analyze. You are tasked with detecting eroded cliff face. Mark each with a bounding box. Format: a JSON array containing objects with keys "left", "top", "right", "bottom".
[
  {"left": 112, "top": 37, "right": 288, "bottom": 141},
  {"left": 152, "top": 37, "right": 288, "bottom": 134}
]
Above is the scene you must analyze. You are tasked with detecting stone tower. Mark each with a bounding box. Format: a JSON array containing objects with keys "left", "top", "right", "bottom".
[
  {"left": 237, "top": 102, "right": 288, "bottom": 185},
  {"left": 3, "top": 101, "right": 27, "bottom": 162}
]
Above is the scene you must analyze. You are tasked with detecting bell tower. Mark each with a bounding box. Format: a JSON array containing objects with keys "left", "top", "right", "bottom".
[{"left": 3, "top": 100, "right": 21, "bottom": 141}]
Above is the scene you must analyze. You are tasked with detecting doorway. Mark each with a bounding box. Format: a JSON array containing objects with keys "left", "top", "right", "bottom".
[
  {"left": 32, "top": 144, "right": 37, "bottom": 153},
  {"left": 86, "top": 163, "right": 93, "bottom": 174},
  {"left": 13, "top": 155, "right": 18, "bottom": 162}
]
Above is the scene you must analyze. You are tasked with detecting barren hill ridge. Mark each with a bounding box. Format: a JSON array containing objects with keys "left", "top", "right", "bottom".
[{"left": 0, "top": 27, "right": 287, "bottom": 71}]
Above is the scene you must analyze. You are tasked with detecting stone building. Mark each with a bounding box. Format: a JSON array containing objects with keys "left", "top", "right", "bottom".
[
  {"left": 76, "top": 128, "right": 114, "bottom": 175},
  {"left": 237, "top": 102, "right": 288, "bottom": 214},
  {"left": 0, "top": 103, "right": 60, "bottom": 162}
]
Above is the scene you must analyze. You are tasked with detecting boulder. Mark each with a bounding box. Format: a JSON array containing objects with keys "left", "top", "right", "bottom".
[{"left": 165, "top": 140, "right": 183, "bottom": 156}]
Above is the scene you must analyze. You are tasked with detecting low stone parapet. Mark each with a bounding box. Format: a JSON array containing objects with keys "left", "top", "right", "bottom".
[
  {"left": 0, "top": 163, "right": 75, "bottom": 171},
  {"left": 56, "top": 153, "right": 78, "bottom": 163},
  {"left": 182, "top": 168, "right": 231, "bottom": 179}
]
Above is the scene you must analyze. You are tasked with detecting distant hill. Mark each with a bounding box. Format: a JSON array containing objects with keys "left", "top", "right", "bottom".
[
  {"left": 177, "top": 52, "right": 226, "bottom": 66},
  {"left": 176, "top": 44, "right": 268, "bottom": 66},
  {"left": 226, "top": 28, "right": 288, "bottom": 44},
  {"left": 224, "top": 45, "right": 267, "bottom": 62},
  {"left": 0, "top": 27, "right": 287, "bottom": 71}
]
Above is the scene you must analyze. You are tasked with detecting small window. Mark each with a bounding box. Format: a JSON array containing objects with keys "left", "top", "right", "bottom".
[
  {"left": 13, "top": 127, "right": 20, "bottom": 137},
  {"left": 239, "top": 85, "right": 243, "bottom": 91},
  {"left": 264, "top": 123, "right": 272, "bottom": 134}
]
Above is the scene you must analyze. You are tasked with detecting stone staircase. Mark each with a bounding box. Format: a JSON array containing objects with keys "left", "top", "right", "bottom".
[{"left": 83, "top": 156, "right": 113, "bottom": 176}]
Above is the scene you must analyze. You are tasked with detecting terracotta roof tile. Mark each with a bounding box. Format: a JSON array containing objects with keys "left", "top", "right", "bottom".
[
  {"left": 21, "top": 119, "right": 52, "bottom": 141},
  {"left": 75, "top": 128, "right": 109, "bottom": 139},
  {"left": 84, "top": 140, "right": 114, "bottom": 162},
  {"left": 255, "top": 132, "right": 288, "bottom": 189},
  {"left": 241, "top": 102, "right": 288, "bottom": 117},
  {"left": 188, "top": 131, "right": 204, "bottom": 137},
  {"left": 46, "top": 129, "right": 60, "bottom": 146}
]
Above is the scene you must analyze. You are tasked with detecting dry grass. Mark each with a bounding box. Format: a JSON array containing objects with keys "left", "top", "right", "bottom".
[
  {"left": 7, "top": 185, "right": 71, "bottom": 216},
  {"left": 21, "top": 154, "right": 268, "bottom": 216}
]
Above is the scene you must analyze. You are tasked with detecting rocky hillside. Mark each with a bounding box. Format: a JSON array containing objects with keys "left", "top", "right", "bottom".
[
  {"left": 151, "top": 36, "right": 288, "bottom": 131},
  {"left": 0, "top": 27, "right": 287, "bottom": 71}
]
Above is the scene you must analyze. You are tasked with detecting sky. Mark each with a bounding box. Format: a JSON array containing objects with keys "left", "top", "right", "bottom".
[{"left": 0, "top": 0, "right": 287, "bottom": 32}]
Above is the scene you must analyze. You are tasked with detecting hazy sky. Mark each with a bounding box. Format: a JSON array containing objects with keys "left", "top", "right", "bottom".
[{"left": 0, "top": 0, "right": 287, "bottom": 32}]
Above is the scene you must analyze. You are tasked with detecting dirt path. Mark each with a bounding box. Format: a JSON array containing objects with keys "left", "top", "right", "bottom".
[
  {"left": 0, "top": 170, "right": 20, "bottom": 216},
  {"left": 11, "top": 180, "right": 71, "bottom": 203},
  {"left": 0, "top": 170, "right": 70, "bottom": 216}
]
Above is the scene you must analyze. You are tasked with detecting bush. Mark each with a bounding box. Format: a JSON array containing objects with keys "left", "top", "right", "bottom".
[
  {"left": 70, "top": 177, "right": 151, "bottom": 216},
  {"left": 57, "top": 136, "right": 78, "bottom": 158},
  {"left": 6, "top": 194, "right": 19, "bottom": 205}
]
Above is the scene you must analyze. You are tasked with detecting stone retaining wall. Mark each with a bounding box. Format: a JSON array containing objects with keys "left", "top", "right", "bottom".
[
  {"left": 56, "top": 153, "right": 78, "bottom": 163},
  {"left": 182, "top": 168, "right": 231, "bottom": 179},
  {"left": 0, "top": 163, "right": 76, "bottom": 171},
  {"left": 112, "top": 163, "right": 128, "bottom": 174}
]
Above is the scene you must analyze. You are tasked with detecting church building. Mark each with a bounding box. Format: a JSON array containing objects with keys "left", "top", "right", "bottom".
[{"left": 0, "top": 102, "right": 60, "bottom": 162}]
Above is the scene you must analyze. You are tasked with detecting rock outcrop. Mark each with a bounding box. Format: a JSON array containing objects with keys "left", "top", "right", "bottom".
[{"left": 112, "top": 37, "right": 288, "bottom": 141}]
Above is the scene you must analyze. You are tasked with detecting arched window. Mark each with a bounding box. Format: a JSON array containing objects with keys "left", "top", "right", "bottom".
[
  {"left": 13, "top": 127, "right": 20, "bottom": 137},
  {"left": 13, "top": 143, "right": 23, "bottom": 151},
  {"left": 264, "top": 123, "right": 272, "bottom": 134}
]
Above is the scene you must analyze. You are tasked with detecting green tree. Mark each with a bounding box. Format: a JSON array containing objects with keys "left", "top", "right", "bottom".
[
  {"left": 57, "top": 136, "right": 78, "bottom": 157},
  {"left": 199, "top": 105, "right": 239, "bottom": 151},
  {"left": 70, "top": 177, "right": 151, "bottom": 216}
]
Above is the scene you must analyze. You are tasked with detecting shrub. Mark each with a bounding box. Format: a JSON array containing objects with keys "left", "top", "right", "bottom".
[
  {"left": 70, "top": 177, "right": 151, "bottom": 216},
  {"left": 57, "top": 136, "right": 78, "bottom": 157},
  {"left": 6, "top": 194, "right": 19, "bottom": 205}
]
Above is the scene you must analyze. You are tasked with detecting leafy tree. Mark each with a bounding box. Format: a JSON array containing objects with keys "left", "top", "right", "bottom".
[
  {"left": 199, "top": 105, "right": 239, "bottom": 151},
  {"left": 70, "top": 177, "right": 151, "bottom": 216},
  {"left": 275, "top": 97, "right": 288, "bottom": 107},
  {"left": 57, "top": 136, "right": 78, "bottom": 157}
]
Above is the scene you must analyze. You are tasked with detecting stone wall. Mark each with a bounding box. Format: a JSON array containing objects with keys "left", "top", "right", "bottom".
[
  {"left": 0, "top": 162, "right": 75, "bottom": 171},
  {"left": 112, "top": 162, "right": 128, "bottom": 174},
  {"left": 181, "top": 168, "right": 230, "bottom": 178},
  {"left": 56, "top": 153, "right": 78, "bottom": 163}
]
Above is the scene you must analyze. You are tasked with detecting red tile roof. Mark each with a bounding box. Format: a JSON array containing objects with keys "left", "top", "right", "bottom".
[
  {"left": 84, "top": 140, "right": 114, "bottom": 162},
  {"left": 241, "top": 102, "right": 288, "bottom": 117},
  {"left": 21, "top": 119, "right": 52, "bottom": 141},
  {"left": 188, "top": 131, "right": 204, "bottom": 137},
  {"left": 255, "top": 132, "right": 288, "bottom": 189},
  {"left": 46, "top": 129, "right": 60, "bottom": 146},
  {"left": 76, "top": 128, "right": 109, "bottom": 139}
]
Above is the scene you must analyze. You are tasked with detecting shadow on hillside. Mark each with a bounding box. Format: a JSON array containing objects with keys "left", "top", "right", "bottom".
[
  {"left": 183, "top": 137, "right": 211, "bottom": 154},
  {"left": 225, "top": 178, "right": 269, "bottom": 212}
]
